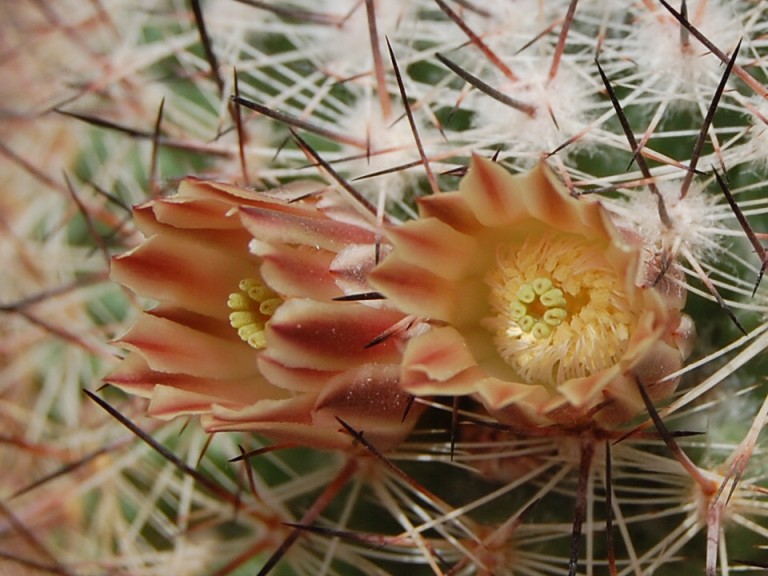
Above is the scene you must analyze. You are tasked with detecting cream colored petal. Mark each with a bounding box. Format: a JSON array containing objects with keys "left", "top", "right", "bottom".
[
  {"left": 402, "top": 327, "right": 477, "bottom": 382},
  {"left": 401, "top": 365, "right": 487, "bottom": 396},
  {"left": 385, "top": 218, "right": 481, "bottom": 280},
  {"left": 106, "top": 351, "right": 286, "bottom": 406},
  {"left": 152, "top": 197, "right": 244, "bottom": 230},
  {"left": 257, "top": 354, "right": 341, "bottom": 393},
  {"left": 205, "top": 395, "right": 364, "bottom": 450},
  {"left": 621, "top": 309, "right": 668, "bottom": 368},
  {"left": 330, "top": 243, "right": 391, "bottom": 297},
  {"left": 461, "top": 156, "right": 610, "bottom": 240},
  {"left": 204, "top": 178, "right": 325, "bottom": 204},
  {"left": 556, "top": 367, "right": 620, "bottom": 409},
  {"left": 459, "top": 156, "right": 534, "bottom": 227},
  {"left": 369, "top": 256, "right": 486, "bottom": 324},
  {"left": 204, "top": 418, "right": 354, "bottom": 450},
  {"left": 673, "top": 313, "right": 696, "bottom": 360},
  {"left": 475, "top": 376, "right": 550, "bottom": 414},
  {"left": 118, "top": 311, "right": 259, "bottom": 380},
  {"left": 265, "top": 299, "right": 404, "bottom": 371},
  {"left": 523, "top": 164, "right": 609, "bottom": 238},
  {"left": 417, "top": 191, "right": 483, "bottom": 235},
  {"left": 131, "top": 202, "right": 167, "bottom": 237},
  {"left": 315, "top": 192, "right": 380, "bottom": 231},
  {"left": 210, "top": 394, "right": 315, "bottom": 425},
  {"left": 176, "top": 177, "right": 258, "bottom": 203},
  {"left": 148, "top": 386, "right": 222, "bottom": 418}
]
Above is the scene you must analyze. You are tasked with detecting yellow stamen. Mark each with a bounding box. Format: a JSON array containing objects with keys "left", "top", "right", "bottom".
[{"left": 227, "top": 278, "right": 282, "bottom": 349}]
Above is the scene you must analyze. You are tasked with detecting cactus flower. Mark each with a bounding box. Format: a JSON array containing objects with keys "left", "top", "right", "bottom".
[
  {"left": 369, "top": 156, "right": 694, "bottom": 429},
  {"left": 107, "top": 178, "right": 420, "bottom": 449}
]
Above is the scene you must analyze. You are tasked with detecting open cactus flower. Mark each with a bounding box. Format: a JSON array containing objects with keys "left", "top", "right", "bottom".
[
  {"left": 369, "top": 156, "right": 695, "bottom": 429},
  {"left": 107, "top": 178, "right": 420, "bottom": 450}
]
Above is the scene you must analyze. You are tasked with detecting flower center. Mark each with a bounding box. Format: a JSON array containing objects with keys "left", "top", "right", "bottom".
[
  {"left": 227, "top": 278, "right": 282, "bottom": 349},
  {"left": 483, "top": 234, "right": 634, "bottom": 388}
]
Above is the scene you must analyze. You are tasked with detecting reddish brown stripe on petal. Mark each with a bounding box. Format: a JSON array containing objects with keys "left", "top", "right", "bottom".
[
  {"left": 104, "top": 353, "right": 157, "bottom": 398},
  {"left": 265, "top": 299, "right": 404, "bottom": 371},
  {"left": 146, "top": 305, "right": 234, "bottom": 339},
  {"left": 111, "top": 232, "right": 257, "bottom": 319}
]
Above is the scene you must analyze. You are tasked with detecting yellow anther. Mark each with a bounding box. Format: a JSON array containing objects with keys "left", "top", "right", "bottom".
[
  {"left": 259, "top": 298, "right": 282, "bottom": 316},
  {"left": 240, "top": 279, "right": 273, "bottom": 302},
  {"left": 229, "top": 310, "right": 257, "bottom": 329},
  {"left": 227, "top": 293, "right": 249, "bottom": 310},
  {"left": 238, "top": 278, "right": 259, "bottom": 292},
  {"left": 540, "top": 288, "right": 566, "bottom": 308},
  {"left": 236, "top": 324, "right": 267, "bottom": 349},
  {"left": 532, "top": 277, "right": 553, "bottom": 295},
  {"left": 227, "top": 278, "right": 282, "bottom": 350},
  {"left": 516, "top": 284, "right": 536, "bottom": 304},
  {"left": 237, "top": 323, "right": 261, "bottom": 341},
  {"left": 246, "top": 331, "right": 267, "bottom": 349}
]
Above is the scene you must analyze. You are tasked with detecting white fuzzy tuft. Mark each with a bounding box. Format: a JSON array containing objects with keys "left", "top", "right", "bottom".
[{"left": 605, "top": 180, "right": 729, "bottom": 259}]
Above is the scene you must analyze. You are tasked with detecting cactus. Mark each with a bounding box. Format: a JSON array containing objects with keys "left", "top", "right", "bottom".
[{"left": 3, "top": 1, "right": 768, "bottom": 575}]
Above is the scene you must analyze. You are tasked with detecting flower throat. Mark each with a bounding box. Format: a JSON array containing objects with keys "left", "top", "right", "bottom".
[{"left": 484, "top": 234, "right": 634, "bottom": 387}]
